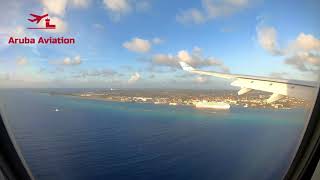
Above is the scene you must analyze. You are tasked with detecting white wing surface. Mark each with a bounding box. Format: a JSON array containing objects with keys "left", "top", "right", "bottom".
[{"left": 179, "top": 62, "right": 317, "bottom": 103}]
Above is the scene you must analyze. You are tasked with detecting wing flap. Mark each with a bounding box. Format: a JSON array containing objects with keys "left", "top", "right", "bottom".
[
  {"left": 238, "top": 88, "right": 252, "bottom": 95},
  {"left": 231, "top": 78, "right": 315, "bottom": 100},
  {"left": 267, "top": 93, "right": 286, "bottom": 103}
]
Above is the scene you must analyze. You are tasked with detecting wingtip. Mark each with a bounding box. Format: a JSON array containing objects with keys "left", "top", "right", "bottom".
[{"left": 179, "top": 61, "right": 195, "bottom": 71}]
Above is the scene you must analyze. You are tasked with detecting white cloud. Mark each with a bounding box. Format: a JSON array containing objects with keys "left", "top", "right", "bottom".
[
  {"left": 93, "top": 23, "right": 105, "bottom": 30},
  {"left": 16, "top": 57, "right": 28, "bottom": 65},
  {"left": 135, "top": 0, "right": 151, "bottom": 11},
  {"left": 103, "top": 0, "right": 131, "bottom": 20},
  {"left": 103, "top": 0, "right": 131, "bottom": 13},
  {"left": 123, "top": 38, "right": 151, "bottom": 53},
  {"left": 176, "top": 0, "right": 253, "bottom": 24},
  {"left": 128, "top": 72, "right": 140, "bottom": 83},
  {"left": 256, "top": 25, "right": 320, "bottom": 74},
  {"left": 284, "top": 52, "right": 320, "bottom": 72},
  {"left": 62, "top": 55, "right": 82, "bottom": 65},
  {"left": 204, "top": 0, "right": 250, "bottom": 18},
  {"left": 227, "top": 0, "right": 249, "bottom": 6},
  {"left": 41, "top": 0, "right": 68, "bottom": 16},
  {"left": 41, "top": 0, "right": 90, "bottom": 16},
  {"left": 13, "top": 26, "right": 27, "bottom": 37},
  {"left": 102, "top": 0, "right": 151, "bottom": 21},
  {"left": 39, "top": 0, "right": 89, "bottom": 34},
  {"left": 288, "top": 33, "right": 320, "bottom": 53},
  {"left": 151, "top": 47, "right": 230, "bottom": 72},
  {"left": 123, "top": 37, "right": 164, "bottom": 53},
  {"left": 1, "top": 26, "right": 27, "bottom": 38},
  {"left": 176, "top": 9, "right": 206, "bottom": 24},
  {"left": 152, "top": 37, "right": 164, "bottom": 45},
  {"left": 70, "top": 0, "right": 91, "bottom": 7},
  {"left": 152, "top": 54, "right": 176, "bottom": 66},
  {"left": 194, "top": 76, "right": 208, "bottom": 83},
  {"left": 193, "top": 46, "right": 202, "bottom": 54},
  {"left": 256, "top": 26, "right": 282, "bottom": 55},
  {"left": 178, "top": 50, "right": 192, "bottom": 63},
  {"left": 74, "top": 68, "right": 117, "bottom": 78}
]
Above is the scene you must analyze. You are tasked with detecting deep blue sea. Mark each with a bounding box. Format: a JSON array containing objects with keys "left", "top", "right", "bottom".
[{"left": 0, "top": 90, "right": 309, "bottom": 180}]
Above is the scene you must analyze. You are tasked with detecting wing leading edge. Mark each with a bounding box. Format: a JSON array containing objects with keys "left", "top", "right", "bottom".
[{"left": 179, "top": 61, "right": 317, "bottom": 103}]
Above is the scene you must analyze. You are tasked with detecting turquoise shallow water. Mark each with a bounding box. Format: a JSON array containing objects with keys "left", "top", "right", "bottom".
[{"left": 0, "top": 89, "right": 309, "bottom": 180}]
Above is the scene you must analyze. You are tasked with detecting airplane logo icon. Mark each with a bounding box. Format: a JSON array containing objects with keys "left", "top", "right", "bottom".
[
  {"left": 27, "top": 13, "right": 56, "bottom": 30},
  {"left": 28, "top": 13, "right": 48, "bottom": 24}
]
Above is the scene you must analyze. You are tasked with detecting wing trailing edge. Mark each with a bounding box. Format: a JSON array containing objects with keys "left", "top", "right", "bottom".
[{"left": 179, "top": 61, "right": 317, "bottom": 103}]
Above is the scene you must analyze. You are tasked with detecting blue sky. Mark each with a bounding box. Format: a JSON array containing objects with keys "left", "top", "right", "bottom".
[{"left": 0, "top": 0, "right": 319, "bottom": 88}]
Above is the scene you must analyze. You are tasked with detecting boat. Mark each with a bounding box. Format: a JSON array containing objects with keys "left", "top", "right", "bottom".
[{"left": 195, "top": 101, "right": 230, "bottom": 110}]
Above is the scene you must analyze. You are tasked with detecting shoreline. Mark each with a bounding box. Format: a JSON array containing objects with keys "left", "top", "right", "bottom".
[{"left": 52, "top": 94, "right": 299, "bottom": 111}]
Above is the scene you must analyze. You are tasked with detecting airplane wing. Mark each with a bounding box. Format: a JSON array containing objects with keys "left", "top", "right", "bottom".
[
  {"left": 179, "top": 61, "right": 318, "bottom": 103},
  {"left": 30, "top": 14, "right": 38, "bottom": 17},
  {"left": 28, "top": 18, "right": 36, "bottom": 22}
]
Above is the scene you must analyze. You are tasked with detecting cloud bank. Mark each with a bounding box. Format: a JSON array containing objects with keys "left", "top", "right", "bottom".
[
  {"left": 176, "top": 0, "right": 254, "bottom": 24},
  {"left": 257, "top": 26, "right": 320, "bottom": 75},
  {"left": 151, "top": 47, "right": 230, "bottom": 73}
]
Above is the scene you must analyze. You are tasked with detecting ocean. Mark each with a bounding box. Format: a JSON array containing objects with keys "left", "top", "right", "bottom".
[{"left": 0, "top": 89, "right": 308, "bottom": 180}]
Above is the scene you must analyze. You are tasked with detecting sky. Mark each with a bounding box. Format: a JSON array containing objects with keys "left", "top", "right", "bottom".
[{"left": 0, "top": 0, "right": 319, "bottom": 88}]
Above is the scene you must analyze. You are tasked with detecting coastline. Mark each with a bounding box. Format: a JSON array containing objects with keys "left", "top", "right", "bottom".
[{"left": 49, "top": 93, "right": 301, "bottom": 111}]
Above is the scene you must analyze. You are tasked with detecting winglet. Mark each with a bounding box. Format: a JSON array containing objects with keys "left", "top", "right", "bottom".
[{"left": 179, "top": 61, "right": 195, "bottom": 71}]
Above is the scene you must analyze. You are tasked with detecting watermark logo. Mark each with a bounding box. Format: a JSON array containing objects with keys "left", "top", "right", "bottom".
[
  {"left": 6, "top": 13, "right": 76, "bottom": 45},
  {"left": 27, "top": 13, "right": 56, "bottom": 30}
]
